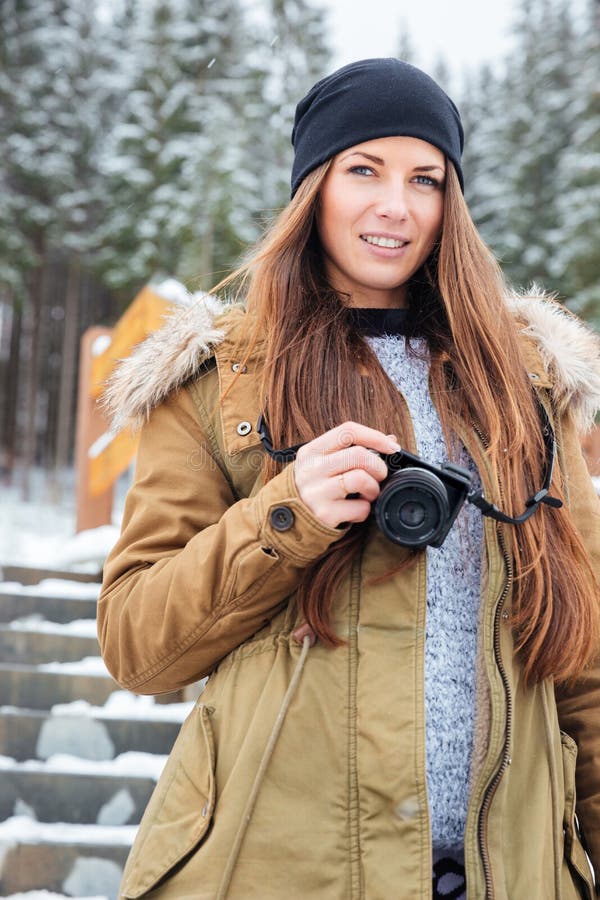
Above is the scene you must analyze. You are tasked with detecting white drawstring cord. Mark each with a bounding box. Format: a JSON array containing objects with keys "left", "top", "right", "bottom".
[{"left": 215, "top": 634, "right": 312, "bottom": 899}]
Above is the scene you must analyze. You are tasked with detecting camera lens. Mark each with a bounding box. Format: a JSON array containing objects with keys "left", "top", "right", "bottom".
[
  {"left": 374, "top": 469, "right": 450, "bottom": 548},
  {"left": 399, "top": 500, "right": 426, "bottom": 527}
]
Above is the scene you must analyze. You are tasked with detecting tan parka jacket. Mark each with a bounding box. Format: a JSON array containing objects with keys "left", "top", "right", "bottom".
[{"left": 98, "top": 293, "right": 600, "bottom": 900}]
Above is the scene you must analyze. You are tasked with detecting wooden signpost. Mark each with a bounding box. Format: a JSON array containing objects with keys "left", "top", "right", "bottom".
[{"left": 75, "top": 287, "right": 174, "bottom": 532}]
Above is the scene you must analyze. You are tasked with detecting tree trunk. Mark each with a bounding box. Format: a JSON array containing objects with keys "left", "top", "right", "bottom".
[
  {"left": 50, "top": 254, "right": 81, "bottom": 501},
  {"left": 198, "top": 214, "right": 214, "bottom": 292},
  {"left": 1, "top": 296, "right": 22, "bottom": 486},
  {"left": 20, "top": 243, "right": 46, "bottom": 501}
]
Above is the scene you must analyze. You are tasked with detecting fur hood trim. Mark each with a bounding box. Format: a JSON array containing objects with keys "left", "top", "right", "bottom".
[
  {"left": 507, "top": 291, "right": 600, "bottom": 432},
  {"left": 101, "top": 294, "right": 232, "bottom": 433},
  {"left": 102, "top": 291, "right": 600, "bottom": 434}
]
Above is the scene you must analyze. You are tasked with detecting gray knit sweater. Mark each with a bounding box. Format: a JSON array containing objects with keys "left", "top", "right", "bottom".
[{"left": 366, "top": 334, "right": 483, "bottom": 852}]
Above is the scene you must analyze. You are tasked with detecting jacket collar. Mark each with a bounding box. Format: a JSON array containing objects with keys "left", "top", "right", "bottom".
[{"left": 103, "top": 291, "right": 600, "bottom": 435}]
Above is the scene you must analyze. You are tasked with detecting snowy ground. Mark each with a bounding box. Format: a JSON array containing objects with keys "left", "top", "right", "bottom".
[
  {"left": 0, "top": 466, "right": 129, "bottom": 571},
  {"left": 4, "top": 893, "right": 108, "bottom": 900},
  {"left": 0, "top": 466, "right": 193, "bottom": 900}
]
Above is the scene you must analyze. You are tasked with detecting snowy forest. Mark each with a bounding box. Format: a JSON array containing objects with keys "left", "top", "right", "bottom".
[{"left": 0, "top": 0, "right": 598, "bottom": 498}]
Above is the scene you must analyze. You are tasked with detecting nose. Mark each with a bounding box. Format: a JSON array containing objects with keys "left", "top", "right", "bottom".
[{"left": 375, "top": 180, "right": 409, "bottom": 221}]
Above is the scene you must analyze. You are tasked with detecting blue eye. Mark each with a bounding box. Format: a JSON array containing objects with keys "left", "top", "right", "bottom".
[
  {"left": 348, "top": 165, "right": 375, "bottom": 176},
  {"left": 413, "top": 174, "right": 441, "bottom": 187}
]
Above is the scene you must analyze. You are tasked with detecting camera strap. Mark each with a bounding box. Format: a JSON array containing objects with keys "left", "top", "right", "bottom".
[
  {"left": 466, "top": 401, "right": 563, "bottom": 524},
  {"left": 256, "top": 400, "right": 563, "bottom": 526},
  {"left": 256, "top": 414, "right": 304, "bottom": 463}
]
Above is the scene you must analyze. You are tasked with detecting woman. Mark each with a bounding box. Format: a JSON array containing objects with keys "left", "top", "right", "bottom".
[{"left": 99, "top": 59, "right": 600, "bottom": 899}]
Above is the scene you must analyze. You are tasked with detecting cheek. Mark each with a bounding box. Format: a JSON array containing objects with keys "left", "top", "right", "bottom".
[
  {"left": 422, "top": 201, "right": 443, "bottom": 245},
  {"left": 317, "top": 201, "right": 351, "bottom": 260}
]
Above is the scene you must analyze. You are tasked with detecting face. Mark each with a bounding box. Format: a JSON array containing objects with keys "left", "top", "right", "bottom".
[{"left": 316, "top": 136, "right": 445, "bottom": 309}]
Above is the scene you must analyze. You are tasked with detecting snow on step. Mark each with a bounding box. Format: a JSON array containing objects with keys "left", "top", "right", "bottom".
[
  {"left": 0, "top": 580, "right": 101, "bottom": 600},
  {"left": 7, "top": 617, "right": 98, "bottom": 638},
  {"left": 0, "top": 662, "right": 119, "bottom": 710},
  {"left": 0, "top": 750, "right": 167, "bottom": 779},
  {"left": 51, "top": 691, "right": 195, "bottom": 722},
  {"left": 4, "top": 892, "right": 108, "bottom": 899},
  {"left": 0, "top": 816, "right": 137, "bottom": 845},
  {"left": 0, "top": 819, "right": 130, "bottom": 899},
  {"left": 37, "top": 657, "right": 109, "bottom": 676}
]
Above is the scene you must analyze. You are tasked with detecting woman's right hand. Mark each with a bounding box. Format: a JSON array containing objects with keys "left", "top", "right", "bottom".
[{"left": 293, "top": 421, "right": 402, "bottom": 529}]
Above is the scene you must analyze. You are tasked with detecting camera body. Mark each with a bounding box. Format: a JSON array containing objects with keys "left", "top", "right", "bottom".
[{"left": 372, "top": 449, "right": 473, "bottom": 549}]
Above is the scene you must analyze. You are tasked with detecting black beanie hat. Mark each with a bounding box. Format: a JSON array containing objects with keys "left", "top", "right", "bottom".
[{"left": 291, "top": 57, "right": 464, "bottom": 196}]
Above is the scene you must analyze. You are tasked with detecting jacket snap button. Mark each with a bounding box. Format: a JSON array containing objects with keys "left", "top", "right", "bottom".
[
  {"left": 232, "top": 363, "right": 247, "bottom": 373},
  {"left": 236, "top": 421, "right": 252, "bottom": 436},
  {"left": 270, "top": 506, "right": 295, "bottom": 532}
]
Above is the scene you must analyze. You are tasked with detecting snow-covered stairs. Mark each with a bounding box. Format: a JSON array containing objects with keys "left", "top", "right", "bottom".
[{"left": 0, "top": 567, "right": 193, "bottom": 899}]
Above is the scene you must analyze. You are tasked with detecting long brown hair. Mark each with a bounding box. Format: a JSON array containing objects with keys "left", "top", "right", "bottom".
[{"left": 213, "top": 161, "right": 599, "bottom": 685}]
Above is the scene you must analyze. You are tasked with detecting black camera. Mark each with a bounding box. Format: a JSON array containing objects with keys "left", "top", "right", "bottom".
[
  {"left": 256, "top": 408, "right": 562, "bottom": 552},
  {"left": 371, "top": 449, "right": 472, "bottom": 549}
]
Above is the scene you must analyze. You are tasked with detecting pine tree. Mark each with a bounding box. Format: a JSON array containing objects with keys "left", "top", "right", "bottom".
[
  {"left": 95, "top": 0, "right": 331, "bottom": 297},
  {"left": 554, "top": 0, "right": 600, "bottom": 324},
  {"left": 0, "top": 0, "right": 115, "bottom": 490},
  {"left": 466, "top": 0, "right": 581, "bottom": 293},
  {"left": 461, "top": 64, "right": 513, "bottom": 265}
]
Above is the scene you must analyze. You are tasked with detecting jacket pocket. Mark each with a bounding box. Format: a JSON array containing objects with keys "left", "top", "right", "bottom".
[
  {"left": 560, "top": 731, "right": 596, "bottom": 900},
  {"left": 120, "top": 703, "right": 217, "bottom": 899}
]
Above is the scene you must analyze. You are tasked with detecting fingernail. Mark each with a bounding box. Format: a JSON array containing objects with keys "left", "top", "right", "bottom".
[{"left": 387, "top": 439, "right": 401, "bottom": 451}]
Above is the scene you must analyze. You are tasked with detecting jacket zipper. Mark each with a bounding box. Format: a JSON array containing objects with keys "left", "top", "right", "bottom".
[{"left": 471, "top": 421, "right": 514, "bottom": 900}]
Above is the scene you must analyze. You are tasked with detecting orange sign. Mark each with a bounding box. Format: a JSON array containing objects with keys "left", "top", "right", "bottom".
[
  {"left": 88, "top": 426, "right": 140, "bottom": 497},
  {"left": 86, "top": 286, "right": 175, "bottom": 496},
  {"left": 90, "top": 286, "right": 173, "bottom": 398}
]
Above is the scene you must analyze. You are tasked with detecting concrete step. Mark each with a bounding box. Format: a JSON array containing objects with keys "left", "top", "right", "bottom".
[
  {"left": 1, "top": 765, "right": 160, "bottom": 825},
  {"left": 0, "top": 819, "right": 132, "bottom": 899},
  {"left": 0, "top": 564, "right": 102, "bottom": 585},
  {"left": 0, "top": 622, "right": 100, "bottom": 664},
  {"left": 0, "top": 707, "right": 182, "bottom": 761},
  {"left": 0, "top": 592, "right": 97, "bottom": 623},
  {"left": 0, "top": 662, "right": 119, "bottom": 709}
]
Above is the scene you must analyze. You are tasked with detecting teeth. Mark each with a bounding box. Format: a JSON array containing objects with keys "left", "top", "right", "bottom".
[{"left": 362, "top": 235, "right": 407, "bottom": 249}]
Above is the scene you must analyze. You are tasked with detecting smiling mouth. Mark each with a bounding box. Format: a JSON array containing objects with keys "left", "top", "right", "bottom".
[{"left": 361, "top": 235, "right": 408, "bottom": 249}]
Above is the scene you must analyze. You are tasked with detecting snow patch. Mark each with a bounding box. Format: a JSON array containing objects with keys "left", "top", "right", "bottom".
[
  {"left": 63, "top": 857, "right": 122, "bottom": 899},
  {"left": 14, "top": 798, "right": 36, "bottom": 819},
  {"left": 96, "top": 788, "right": 136, "bottom": 827},
  {"left": 37, "top": 656, "right": 109, "bottom": 676},
  {"left": 55, "top": 525, "right": 120, "bottom": 568},
  {"left": 8, "top": 617, "right": 98, "bottom": 637},
  {"left": 92, "top": 334, "right": 112, "bottom": 357},
  {"left": 0, "top": 579, "right": 101, "bottom": 600},
  {"left": 0, "top": 816, "right": 136, "bottom": 846},
  {"left": 150, "top": 277, "right": 194, "bottom": 305},
  {"left": 50, "top": 691, "right": 196, "bottom": 722},
  {"left": 88, "top": 432, "right": 117, "bottom": 460},
  {"left": 0, "top": 751, "right": 167, "bottom": 779},
  {"left": 3, "top": 894, "right": 108, "bottom": 900},
  {"left": 36, "top": 715, "right": 115, "bottom": 761}
]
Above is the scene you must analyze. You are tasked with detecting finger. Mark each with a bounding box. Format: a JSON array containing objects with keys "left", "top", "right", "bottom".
[
  {"left": 297, "top": 468, "right": 380, "bottom": 515},
  {"left": 305, "top": 421, "right": 401, "bottom": 455},
  {"left": 332, "top": 497, "right": 372, "bottom": 525},
  {"left": 335, "top": 469, "right": 382, "bottom": 502},
  {"left": 325, "top": 447, "right": 389, "bottom": 482},
  {"left": 292, "top": 623, "right": 317, "bottom": 646}
]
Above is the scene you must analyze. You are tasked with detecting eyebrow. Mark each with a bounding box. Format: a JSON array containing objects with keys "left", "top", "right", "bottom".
[
  {"left": 341, "top": 151, "right": 384, "bottom": 164},
  {"left": 414, "top": 165, "right": 446, "bottom": 174},
  {"left": 339, "top": 151, "right": 446, "bottom": 174}
]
